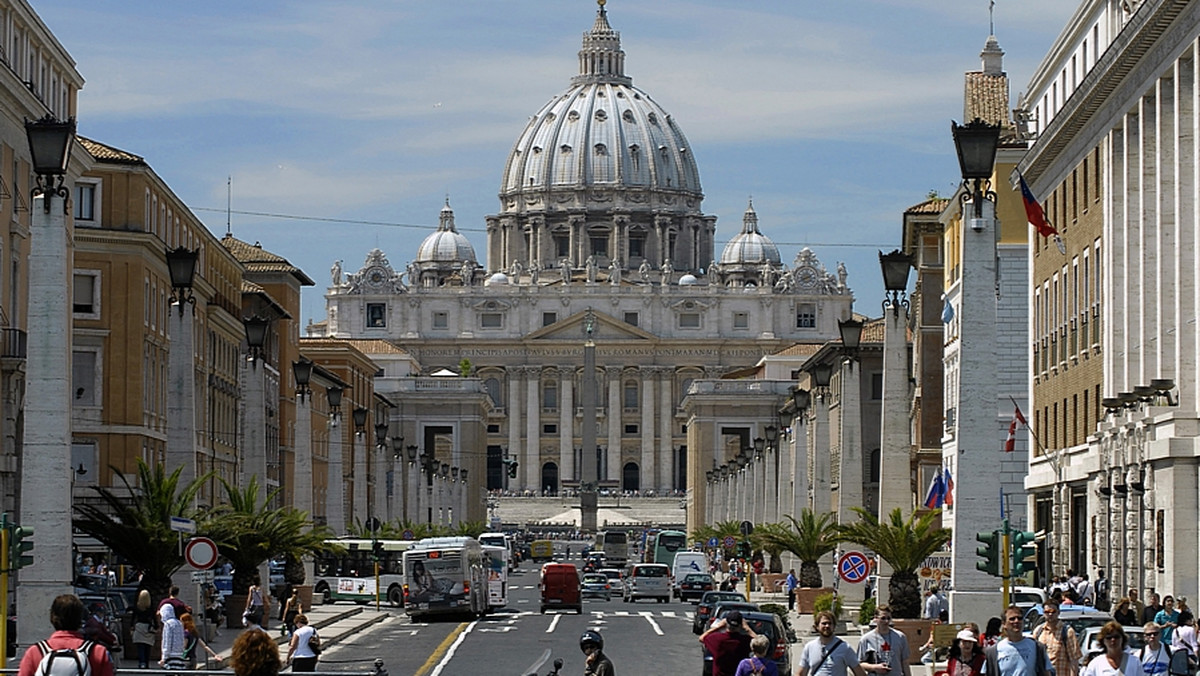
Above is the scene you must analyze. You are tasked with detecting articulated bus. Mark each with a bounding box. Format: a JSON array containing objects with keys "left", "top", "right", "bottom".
[
  {"left": 644, "top": 529, "right": 687, "bottom": 565},
  {"left": 593, "top": 530, "right": 629, "bottom": 567},
  {"left": 481, "top": 544, "right": 510, "bottom": 611},
  {"left": 313, "top": 538, "right": 413, "bottom": 606},
  {"left": 402, "top": 536, "right": 488, "bottom": 619}
]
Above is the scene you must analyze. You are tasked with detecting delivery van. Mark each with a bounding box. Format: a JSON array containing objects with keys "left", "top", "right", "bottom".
[
  {"left": 671, "top": 551, "right": 708, "bottom": 598},
  {"left": 539, "top": 562, "right": 582, "bottom": 614},
  {"left": 530, "top": 539, "right": 555, "bottom": 563}
]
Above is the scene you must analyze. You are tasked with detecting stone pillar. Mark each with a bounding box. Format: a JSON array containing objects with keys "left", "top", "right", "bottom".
[
  {"left": 507, "top": 369, "right": 522, "bottom": 490},
  {"left": 240, "top": 357, "right": 269, "bottom": 505},
  {"left": 406, "top": 460, "right": 419, "bottom": 523},
  {"left": 791, "top": 415, "right": 809, "bottom": 522},
  {"left": 325, "top": 418, "right": 345, "bottom": 534},
  {"left": 525, "top": 369, "right": 540, "bottom": 491},
  {"left": 293, "top": 395, "right": 314, "bottom": 584},
  {"left": 812, "top": 393, "right": 831, "bottom": 514},
  {"left": 352, "top": 431, "right": 367, "bottom": 524},
  {"left": 839, "top": 360, "right": 863, "bottom": 524},
  {"left": 658, "top": 368, "right": 674, "bottom": 493},
  {"left": 606, "top": 367, "right": 622, "bottom": 483},
  {"left": 167, "top": 303, "right": 197, "bottom": 486},
  {"left": 560, "top": 368, "right": 574, "bottom": 482},
  {"left": 17, "top": 191, "right": 73, "bottom": 646},
  {"left": 640, "top": 369, "right": 655, "bottom": 492},
  {"left": 373, "top": 441, "right": 387, "bottom": 524}
]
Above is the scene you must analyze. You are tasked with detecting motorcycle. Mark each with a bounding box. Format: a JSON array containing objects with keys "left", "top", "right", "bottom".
[{"left": 522, "top": 649, "right": 563, "bottom": 676}]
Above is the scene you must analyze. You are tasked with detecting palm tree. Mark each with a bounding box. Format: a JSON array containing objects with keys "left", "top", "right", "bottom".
[
  {"left": 755, "top": 510, "right": 842, "bottom": 587},
  {"left": 838, "top": 507, "right": 951, "bottom": 618},
  {"left": 690, "top": 520, "right": 744, "bottom": 559},
  {"left": 73, "top": 460, "right": 211, "bottom": 598}
]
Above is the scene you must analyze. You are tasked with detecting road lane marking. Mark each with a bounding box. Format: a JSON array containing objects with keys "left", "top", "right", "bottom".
[
  {"left": 638, "top": 611, "right": 664, "bottom": 635},
  {"left": 661, "top": 611, "right": 677, "bottom": 617},
  {"left": 420, "top": 620, "right": 473, "bottom": 676},
  {"left": 546, "top": 613, "right": 563, "bottom": 633}
]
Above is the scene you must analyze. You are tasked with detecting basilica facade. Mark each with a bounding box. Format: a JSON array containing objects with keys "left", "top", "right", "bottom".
[{"left": 309, "top": 3, "right": 855, "bottom": 498}]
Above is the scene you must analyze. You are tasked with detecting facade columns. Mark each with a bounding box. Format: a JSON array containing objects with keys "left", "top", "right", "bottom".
[
  {"left": 325, "top": 419, "right": 344, "bottom": 534},
  {"left": 373, "top": 440, "right": 387, "bottom": 524},
  {"left": 525, "top": 369, "right": 539, "bottom": 490},
  {"left": 406, "top": 458, "right": 419, "bottom": 524},
  {"left": 240, "top": 359, "right": 270, "bottom": 506},
  {"left": 658, "top": 367, "right": 674, "bottom": 493},
  {"left": 812, "top": 393, "right": 831, "bottom": 514},
  {"left": 606, "top": 367, "right": 622, "bottom": 483},
  {"left": 640, "top": 368, "right": 655, "bottom": 491},
  {"left": 507, "top": 368, "right": 522, "bottom": 490},
  {"left": 351, "top": 430, "right": 366, "bottom": 524},
  {"left": 838, "top": 360, "right": 863, "bottom": 524},
  {"left": 560, "top": 368, "right": 574, "bottom": 483}
]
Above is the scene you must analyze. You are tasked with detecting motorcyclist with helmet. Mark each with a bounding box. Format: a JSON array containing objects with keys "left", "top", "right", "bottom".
[{"left": 580, "top": 629, "right": 615, "bottom": 676}]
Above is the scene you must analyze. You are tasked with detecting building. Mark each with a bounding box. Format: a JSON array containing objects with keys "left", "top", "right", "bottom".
[
  {"left": 1020, "top": 0, "right": 1199, "bottom": 598},
  {"left": 309, "top": 2, "right": 857, "bottom": 524}
]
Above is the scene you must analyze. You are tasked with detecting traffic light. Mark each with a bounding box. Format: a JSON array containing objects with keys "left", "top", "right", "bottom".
[
  {"left": 9, "top": 524, "right": 33, "bottom": 570},
  {"left": 507, "top": 461, "right": 519, "bottom": 478},
  {"left": 975, "top": 530, "right": 1000, "bottom": 577},
  {"left": 737, "top": 540, "right": 751, "bottom": 559},
  {"left": 1011, "top": 530, "right": 1039, "bottom": 577},
  {"left": 372, "top": 540, "right": 385, "bottom": 561}
]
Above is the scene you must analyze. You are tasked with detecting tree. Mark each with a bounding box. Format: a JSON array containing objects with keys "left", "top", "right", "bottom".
[
  {"left": 205, "top": 477, "right": 338, "bottom": 595},
  {"left": 838, "top": 507, "right": 951, "bottom": 619},
  {"left": 755, "top": 510, "right": 842, "bottom": 587},
  {"left": 73, "top": 459, "right": 211, "bottom": 598},
  {"left": 690, "top": 520, "right": 744, "bottom": 560}
]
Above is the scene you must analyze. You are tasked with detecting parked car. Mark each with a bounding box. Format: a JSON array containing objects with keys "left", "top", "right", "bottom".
[
  {"left": 678, "top": 573, "right": 715, "bottom": 603},
  {"left": 701, "top": 601, "right": 761, "bottom": 634},
  {"left": 581, "top": 573, "right": 612, "bottom": 601},
  {"left": 701, "top": 610, "right": 791, "bottom": 676},
  {"left": 693, "top": 591, "right": 748, "bottom": 634}
]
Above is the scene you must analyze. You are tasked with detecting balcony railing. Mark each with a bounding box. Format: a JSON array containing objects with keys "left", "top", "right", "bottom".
[{"left": 0, "top": 328, "right": 26, "bottom": 359}]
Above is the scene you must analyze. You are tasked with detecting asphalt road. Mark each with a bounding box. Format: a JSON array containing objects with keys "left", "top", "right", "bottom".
[{"left": 318, "top": 558, "right": 713, "bottom": 676}]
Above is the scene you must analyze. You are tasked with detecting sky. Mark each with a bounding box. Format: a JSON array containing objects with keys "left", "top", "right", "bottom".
[{"left": 34, "top": 0, "right": 1079, "bottom": 326}]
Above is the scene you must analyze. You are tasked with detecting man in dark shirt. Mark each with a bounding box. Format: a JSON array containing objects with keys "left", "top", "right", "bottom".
[
  {"left": 1144, "top": 593, "right": 1163, "bottom": 625},
  {"left": 699, "top": 610, "right": 756, "bottom": 676}
]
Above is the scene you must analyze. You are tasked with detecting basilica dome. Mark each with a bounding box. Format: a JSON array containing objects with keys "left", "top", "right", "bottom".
[
  {"left": 416, "top": 199, "right": 476, "bottom": 264},
  {"left": 499, "top": 4, "right": 702, "bottom": 200},
  {"left": 719, "top": 201, "right": 781, "bottom": 266}
]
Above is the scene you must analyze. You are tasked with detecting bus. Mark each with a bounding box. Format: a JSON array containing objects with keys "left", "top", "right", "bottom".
[
  {"left": 402, "top": 536, "right": 488, "bottom": 619},
  {"left": 645, "top": 529, "right": 687, "bottom": 565},
  {"left": 478, "top": 532, "right": 515, "bottom": 571},
  {"left": 481, "top": 544, "right": 509, "bottom": 611},
  {"left": 313, "top": 538, "right": 412, "bottom": 606},
  {"left": 593, "top": 530, "right": 629, "bottom": 567}
]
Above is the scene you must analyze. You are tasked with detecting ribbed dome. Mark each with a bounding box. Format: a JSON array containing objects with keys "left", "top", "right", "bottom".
[
  {"left": 416, "top": 199, "right": 477, "bottom": 264},
  {"left": 499, "top": 3, "right": 702, "bottom": 198},
  {"left": 720, "top": 201, "right": 781, "bottom": 265}
]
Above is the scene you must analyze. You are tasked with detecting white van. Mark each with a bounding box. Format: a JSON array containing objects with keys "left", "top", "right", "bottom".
[
  {"left": 622, "top": 563, "right": 671, "bottom": 603},
  {"left": 671, "top": 551, "right": 708, "bottom": 598}
]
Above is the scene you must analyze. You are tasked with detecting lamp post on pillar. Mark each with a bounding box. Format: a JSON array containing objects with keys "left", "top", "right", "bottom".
[
  {"left": 374, "top": 421, "right": 389, "bottom": 526},
  {"left": 946, "top": 117, "right": 1003, "bottom": 623},
  {"left": 390, "top": 437, "right": 404, "bottom": 522},
  {"left": 291, "top": 357, "right": 315, "bottom": 587},
  {"left": 351, "top": 407, "right": 368, "bottom": 525},
  {"left": 808, "top": 362, "right": 833, "bottom": 514},
  {"left": 836, "top": 318, "right": 865, "bottom": 525},
  {"left": 406, "top": 445, "right": 419, "bottom": 523},
  {"left": 165, "top": 245, "right": 199, "bottom": 492},
  {"left": 325, "top": 386, "right": 345, "bottom": 534},
  {"left": 18, "top": 115, "right": 76, "bottom": 646},
  {"left": 764, "top": 425, "right": 780, "bottom": 523},
  {"left": 789, "top": 388, "right": 811, "bottom": 521}
]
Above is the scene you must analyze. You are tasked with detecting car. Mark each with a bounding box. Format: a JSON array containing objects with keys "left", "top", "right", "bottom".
[
  {"left": 622, "top": 563, "right": 671, "bottom": 604},
  {"left": 693, "top": 591, "right": 748, "bottom": 634},
  {"left": 1013, "top": 586, "right": 1049, "bottom": 613},
  {"left": 678, "top": 573, "right": 715, "bottom": 603},
  {"left": 701, "top": 610, "right": 791, "bottom": 676},
  {"left": 581, "top": 573, "right": 613, "bottom": 601},
  {"left": 78, "top": 594, "right": 125, "bottom": 649},
  {"left": 702, "top": 601, "right": 761, "bottom": 634},
  {"left": 599, "top": 568, "right": 623, "bottom": 583}
]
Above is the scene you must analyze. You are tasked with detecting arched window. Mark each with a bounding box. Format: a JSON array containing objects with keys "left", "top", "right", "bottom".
[
  {"left": 541, "top": 462, "right": 559, "bottom": 496},
  {"left": 485, "top": 378, "right": 502, "bottom": 407},
  {"left": 622, "top": 462, "right": 640, "bottom": 493}
]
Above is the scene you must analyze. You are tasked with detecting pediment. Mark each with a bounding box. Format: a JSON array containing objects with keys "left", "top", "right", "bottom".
[{"left": 526, "top": 310, "right": 657, "bottom": 341}]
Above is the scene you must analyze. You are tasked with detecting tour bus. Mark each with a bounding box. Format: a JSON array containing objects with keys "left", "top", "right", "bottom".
[
  {"left": 481, "top": 544, "right": 510, "bottom": 611},
  {"left": 593, "top": 530, "right": 629, "bottom": 567},
  {"left": 478, "top": 532, "right": 515, "bottom": 572},
  {"left": 313, "top": 538, "right": 412, "bottom": 606},
  {"left": 644, "top": 529, "right": 687, "bottom": 565},
  {"left": 402, "top": 536, "right": 488, "bottom": 619}
]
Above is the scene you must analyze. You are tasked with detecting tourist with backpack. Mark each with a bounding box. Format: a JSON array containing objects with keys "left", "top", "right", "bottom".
[
  {"left": 1035, "top": 599, "right": 1082, "bottom": 676},
  {"left": 17, "top": 594, "right": 114, "bottom": 676},
  {"left": 1140, "top": 622, "right": 1173, "bottom": 676},
  {"left": 734, "top": 635, "right": 779, "bottom": 676}
]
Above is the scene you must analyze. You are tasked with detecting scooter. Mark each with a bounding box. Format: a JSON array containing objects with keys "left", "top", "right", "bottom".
[{"left": 522, "top": 649, "right": 563, "bottom": 675}]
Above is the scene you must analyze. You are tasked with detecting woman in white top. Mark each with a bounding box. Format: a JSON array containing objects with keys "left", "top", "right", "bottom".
[
  {"left": 286, "top": 614, "right": 319, "bottom": 673},
  {"left": 1171, "top": 611, "right": 1198, "bottom": 669},
  {"left": 1082, "top": 622, "right": 1145, "bottom": 676}
]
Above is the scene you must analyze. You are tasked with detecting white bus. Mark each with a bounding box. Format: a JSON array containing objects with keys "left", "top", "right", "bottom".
[
  {"left": 313, "top": 538, "right": 413, "bottom": 606},
  {"left": 481, "top": 544, "right": 509, "bottom": 611},
  {"left": 594, "top": 530, "right": 629, "bottom": 567},
  {"left": 402, "top": 536, "right": 488, "bottom": 619},
  {"left": 478, "top": 532, "right": 515, "bottom": 571}
]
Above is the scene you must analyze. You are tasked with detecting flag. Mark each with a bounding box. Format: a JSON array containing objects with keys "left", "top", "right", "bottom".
[
  {"left": 943, "top": 468, "right": 954, "bottom": 507},
  {"left": 942, "top": 298, "right": 955, "bottom": 324},
  {"left": 924, "top": 471, "right": 945, "bottom": 509},
  {"left": 1019, "top": 174, "right": 1066, "bottom": 254},
  {"left": 1004, "top": 405, "right": 1027, "bottom": 452}
]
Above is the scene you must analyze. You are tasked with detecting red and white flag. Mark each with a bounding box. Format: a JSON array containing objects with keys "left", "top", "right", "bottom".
[{"left": 1004, "top": 405, "right": 1027, "bottom": 452}]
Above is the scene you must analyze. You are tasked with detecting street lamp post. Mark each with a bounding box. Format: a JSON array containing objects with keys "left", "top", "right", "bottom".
[
  {"left": 808, "top": 363, "right": 833, "bottom": 514},
  {"left": 875, "top": 252, "right": 912, "bottom": 607},
  {"left": 837, "top": 317, "right": 865, "bottom": 526},
  {"left": 18, "top": 114, "right": 77, "bottom": 647},
  {"left": 352, "top": 407, "right": 368, "bottom": 525},
  {"left": 325, "top": 386, "right": 345, "bottom": 534},
  {"left": 240, "top": 315, "right": 272, "bottom": 508},
  {"left": 374, "top": 421, "right": 389, "bottom": 525},
  {"left": 788, "top": 387, "right": 811, "bottom": 524},
  {"left": 406, "top": 444, "right": 419, "bottom": 524}
]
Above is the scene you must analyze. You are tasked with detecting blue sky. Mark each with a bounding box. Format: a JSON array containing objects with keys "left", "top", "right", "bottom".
[{"left": 36, "top": 1, "right": 1077, "bottom": 326}]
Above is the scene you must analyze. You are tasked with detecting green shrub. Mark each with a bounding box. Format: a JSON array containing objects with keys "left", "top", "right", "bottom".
[
  {"left": 858, "top": 596, "right": 877, "bottom": 626},
  {"left": 760, "top": 603, "right": 797, "bottom": 642},
  {"left": 813, "top": 592, "right": 843, "bottom": 620}
]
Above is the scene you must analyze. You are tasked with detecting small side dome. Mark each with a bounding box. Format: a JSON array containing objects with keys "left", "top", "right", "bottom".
[
  {"left": 484, "top": 272, "right": 510, "bottom": 286},
  {"left": 416, "top": 198, "right": 477, "bottom": 264},
  {"left": 719, "top": 200, "right": 781, "bottom": 266},
  {"left": 679, "top": 273, "right": 699, "bottom": 286}
]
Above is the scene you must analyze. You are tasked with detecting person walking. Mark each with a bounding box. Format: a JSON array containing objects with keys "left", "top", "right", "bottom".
[
  {"left": 859, "top": 605, "right": 912, "bottom": 676},
  {"left": 1115, "top": 598, "right": 1140, "bottom": 626},
  {"left": 1156, "top": 596, "right": 1181, "bottom": 645},
  {"left": 797, "top": 610, "right": 868, "bottom": 676},
  {"left": 947, "top": 629, "right": 986, "bottom": 676},
  {"left": 179, "top": 613, "right": 220, "bottom": 669},
  {"left": 1170, "top": 610, "right": 1198, "bottom": 670},
  {"left": 786, "top": 570, "right": 798, "bottom": 612},
  {"left": 1139, "top": 622, "right": 1172, "bottom": 676},
  {"left": 131, "top": 589, "right": 158, "bottom": 669},
  {"left": 285, "top": 614, "right": 319, "bottom": 673},
  {"left": 18, "top": 594, "right": 115, "bottom": 676},
  {"left": 1129, "top": 590, "right": 1147, "bottom": 623},
  {"left": 734, "top": 635, "right": 778, "bottom": 676},
  {"left": 244, "top": 575, "right": 269, "bottom": 630},
  {"left": 699, "top": 610, "right": 756, "bottom": 676},
  {"left": 281, "top": 589, "right": 302, "bottom": 637},
  {"left": 158, "top": 603, "right": 186, "bottom": 670},
  {"left": 1081, "top": 622, "right": 1144, "bottom": 676},
  {"left": 1035, "top": 598, "right": 1082, "bottom": 676},
  {"left": 982, "top": 605, "right": 1053, "bottom": 676},
  {"left": 229, "top": 629, "right": 281, "bottom": 676}
]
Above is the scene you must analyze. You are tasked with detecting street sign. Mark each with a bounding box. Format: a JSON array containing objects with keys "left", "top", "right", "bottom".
[
  {"left": 739, "top": 520, "right": 754, "bottom": 536},
  {"left": 402, "top": 529, "right": 415, "bottom": 540},
  {"left": 169, "top": 516, "right": 196, "bottom": 534},
  {"left": 190, "top": 570, "right": 214, "bottom": 584},
  {"left": 184, "top": 537, "right": 219, "bottom": 570},
  {"left": 722, "top": 535, "right": 736, "bottom": 549},
  {"left": 837, "top": 550, "right": 870, "bottom": 584},
  {"left": 708, "top": 537, "right": 719, "bottom": 548}
]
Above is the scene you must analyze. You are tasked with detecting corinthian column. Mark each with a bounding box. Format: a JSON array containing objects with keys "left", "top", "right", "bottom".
[
  {"left": 560, "top": 367, "right": 575, "bottom": 482},
  {"left": 658, "top": 368, "right": 674, "bottom": 493},
  {"left": 640, "top": 368, "right": 655, "bottom": 492},
  {"left": 606, "top": 366, "right": 622, "bottom": 482},
  {"left": 507, "top": 368, "right": 522, "bottom": 489},
  {"left": 526, "top": 369, "right": 540, "bottom": 491}
]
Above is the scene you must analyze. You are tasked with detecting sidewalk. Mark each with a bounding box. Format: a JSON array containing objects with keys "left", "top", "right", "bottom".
[{"left": 193, "top": 603, "right": 391, "bottom": 669}]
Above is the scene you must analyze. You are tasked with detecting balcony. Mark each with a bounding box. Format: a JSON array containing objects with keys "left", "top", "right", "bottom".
[{"left": 0, "top": 328, "right": 26, "bottom": 361}]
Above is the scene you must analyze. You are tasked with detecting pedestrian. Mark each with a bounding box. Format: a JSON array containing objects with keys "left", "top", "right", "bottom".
[
  {"left": 131, "top": 589, "right": 158, "bottom": 668},
  {"left": 786, "top": 570, "right": 798, "bottom": 612},
  {"left": 982, "top": 617, "right": 1003, "bottom": 649},
  {"left": 158, "top": 603, "right": 187, "bottom": 670},
  {"left": 1170, "top": 610, "right": 1198, "bottom": 668},
  {"left": 282, "top": 589, "right": 302, "bottom": 637},
  {"left": 244, "top": 575, "right": 268, "bottom": 629},
  {"left": 285, "top": 614, "right": 319, "bottom": 673},
  {"left": 1034, "top": 598, "right": 1082, "bottom": 676},
  {"left": 179, "top": 613, "right": 221, "bottom": 669},
  {"left": 1093, "top": 570, "right": 1111, "bottom": 612},
  {"left": 205, "top": 584, "right": 224, "bottom": 637},
  {"left": 1145, "top": 594, "right": 1164, "bottom": 626},
  {"left": 81, "top": 602, "right": 118, "bottom": 649},
  {"left": 1156, "top": 596, "right": 1181, "bottom": 644},
  {"left": 1081, "top": 621, "right": 1144, "bottom": 676},
  {"left": 230, "top": 628, "right": 281, "bottom": 676},
  {"left": 157, "top": 585, "right": 192, "bottom": 618},
  {"left": 580, "top": 629, "right": 615, "bottom": 676},
  {"left": 924, "top": 590, "right": 940, "bottom": 620},
  {"left": 699, "top": 610, "right": 756, "bottom": 676},
  {"left": 947, "top": 629, "right": 986, "bottom": 676},
  {"left": 858, "top": 605, "right": 912, "bottom": 676},
  {"left": 1139, "top": 622, "right": 1171, "bottom": 676},
  {"left": 982, "top": 605, "right": 1053, "bottom": 676},
  {"left": 797, "top": 610, "right": 867, "bottom": 676},
  {"left": 1130, "top": 590, "right": 1147, "bottom": 622},
  {"left": 734, "top": 635, "right": 779, "bottom": 676},
  {"left": 1077, "top": 574, "right": 1094, "bottom": 607},
  {"left": 17, "top": 594, "right": 115, "bottom": 676},
  {"left": 1115, "top": 598, "right": 1140, "bottom": 626}
]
